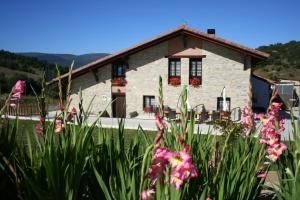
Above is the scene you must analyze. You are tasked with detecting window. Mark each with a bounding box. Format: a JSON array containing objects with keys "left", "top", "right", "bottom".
[
  {"left": 189, "top": 59, "right": 202, "bottom": 86},
  {"left": 143, "top": 96, "right": 156, "bottom": 112},
  {"left": 217, "top": 97, "right": 231, "bottom": 111},
  {"left": 113, "top": 63, "right": 126, "bottom": 78},
  {"left": 168, "top": 59, "right": 181, "bottom": 86},
  {"left": 189, "top": 59, "right": 202, "bottom": 77},
  {"left": 168, "top": 59, "right": 181, "bottom": 77}
]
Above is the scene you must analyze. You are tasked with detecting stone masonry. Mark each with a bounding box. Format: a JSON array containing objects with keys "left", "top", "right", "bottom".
[{"left": 70, "top": 35, "right": 251, "bottom": 117}]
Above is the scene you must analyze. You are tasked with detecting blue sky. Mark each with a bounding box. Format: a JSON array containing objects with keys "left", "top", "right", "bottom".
[{"left": 0, "top": 0, "right": 299, "bottom": 54}]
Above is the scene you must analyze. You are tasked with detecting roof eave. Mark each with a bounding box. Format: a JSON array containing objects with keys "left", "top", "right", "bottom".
[{"left": 47, "top": 26, "right": 270, "bottom": 85}]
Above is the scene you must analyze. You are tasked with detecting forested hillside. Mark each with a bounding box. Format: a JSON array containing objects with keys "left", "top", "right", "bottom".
[
  {"left": 19, "top": 52, "right": 109, "bottom": 68},
  {"left": 254, "top": 40, "right": 300, "bottom": 81},
  {"left": 0, "top": 50, "right": 67, "bottom": 95}
]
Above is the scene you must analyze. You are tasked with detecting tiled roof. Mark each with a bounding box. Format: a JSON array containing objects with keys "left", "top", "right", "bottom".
[{"left": 47, "top": 25, "right": 270, "bottom": 84}]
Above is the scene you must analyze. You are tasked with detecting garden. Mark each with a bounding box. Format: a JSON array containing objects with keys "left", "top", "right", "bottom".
[{"left": 0, "top": 70, "right": 299, "bottom": 200}]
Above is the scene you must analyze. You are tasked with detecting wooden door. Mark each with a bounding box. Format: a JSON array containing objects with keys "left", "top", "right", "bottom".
[{"left": 112, "top": 94, "right": 126, "bottom": 118}]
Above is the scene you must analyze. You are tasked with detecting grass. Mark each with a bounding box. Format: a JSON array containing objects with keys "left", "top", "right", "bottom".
[
  {"left": 0, "top": 66, "right": 41, "bottom": 80},
  {"left": 10, "top": 118, "right": 157, "bottom": 149},
  {"left": 11, "top": 118, "right": 227, "bottom": 150}
]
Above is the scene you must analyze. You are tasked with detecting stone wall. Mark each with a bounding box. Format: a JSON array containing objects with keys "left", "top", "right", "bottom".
[
  {"left": 70, "top": 64, "right": 112, "bottom": 115},
  {"left": 70, "top": 35, "right": 251, "bottom": 117},
  {"left": 126, "top": 36, "right": 251, "bottom": 116}
]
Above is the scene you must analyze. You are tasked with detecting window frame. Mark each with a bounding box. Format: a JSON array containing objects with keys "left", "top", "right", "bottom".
[
  {"left": 189, "top": 58, "right": 202, "bottom": 78},
  {"left": 143, "top": 95, "right": 156, "bottom": 112},
  {"left": 112, "top": 62, "right": 126, "bottom": 78},
  {"left": 168, "top": 58, "right": 181, "bottom": 78}
]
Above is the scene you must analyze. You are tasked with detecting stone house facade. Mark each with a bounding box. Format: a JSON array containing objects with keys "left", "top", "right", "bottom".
[{"left": 48, "top": 25, "right": 269, "bottom": 118}]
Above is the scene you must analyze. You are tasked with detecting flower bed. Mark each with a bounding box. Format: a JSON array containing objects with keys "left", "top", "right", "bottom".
[{"left": 0, "top": 75, "right": 297, "bottom": 200}]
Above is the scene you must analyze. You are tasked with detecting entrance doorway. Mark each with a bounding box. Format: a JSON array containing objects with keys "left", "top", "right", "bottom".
[{"left": 112, "top": 94, "right": 126, "bottom": 118}]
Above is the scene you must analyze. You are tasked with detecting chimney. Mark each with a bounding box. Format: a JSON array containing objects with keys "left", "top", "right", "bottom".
[{"left": 207, "top": 29, "right": 215, "bottom": 36}]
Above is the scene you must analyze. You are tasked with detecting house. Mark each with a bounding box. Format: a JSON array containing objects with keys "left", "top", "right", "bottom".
[
  {"left": 47, "top": 25, "right": 269, "bottom": 118},
  {"left": 251, "top": 74, "right": 274, "bottom": 113},
  {"left": 275, "top": 80, "right": 299, "bottom": 108}
]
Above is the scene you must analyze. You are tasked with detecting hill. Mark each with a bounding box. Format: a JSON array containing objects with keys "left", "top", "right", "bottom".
[
  {"left": 18, "top": 52, "right": 109, "bottom": 68},
  {"left": 0, "top": 50, "right": 67, "bottom": 95},
  {"left": 254, "top": 40, "right": 300, "bottom": 81}
]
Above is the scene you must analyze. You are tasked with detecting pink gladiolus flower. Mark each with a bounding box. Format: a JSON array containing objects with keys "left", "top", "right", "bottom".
[
  {"left": 71, "top": 107, "right": 77, "bottom": 114},
  {"left": 170, "top": 172, "right": 184, "bottom": 190},
  {"left": 149, "top": 148, "right": 169, "bottom": 183},
  {"left": 155, "top": 114, "right": 167, "bottom": 130},
  {"left": 13, "top": 80, "right": 25, "bottom": 94},
  {"left": 67, "top": 107, "right": 77, "bottom": 122},
  {"left": 168, "top": 150, "right": 192, "bottom": 170},
  {"left": 167, "top": 150, "right": 198, "bottom": 190},
  {"left": 206, "top": 197, "right": 212, "bottom": 200},
  {"left": 35, "top": 117, "right": 46, "bottom": 135},
  {"left": 241, "top": 104, "right": 255, "bottom": 136},
  {"left": 257, "top": 173, "right": 267, "bottom": 179},
  {"left": 146, "top": 148, "right": 198, "bottom": 192},
  {"left": 141, "top": 188, "right": 155, "bottom": 200},
  {"left": 54, "top": 118, "right": 65, "bottom": 133},
  {"left": 259, "top": 102, "right": 287, "bottom": 162},
  {"left": 10, "top": 80, "right": 25, "bottom": 109}
]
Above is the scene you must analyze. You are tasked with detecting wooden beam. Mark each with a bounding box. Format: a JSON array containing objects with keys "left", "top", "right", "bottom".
[{"left": 165, "top": 55, "right": 206, "bottom": 58}]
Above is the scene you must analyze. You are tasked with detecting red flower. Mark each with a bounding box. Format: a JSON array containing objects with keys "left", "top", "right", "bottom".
[
  {"left": 144, "top": 106, "right": 153, "bottom": 113},
  {"left": 168, "top": 77, "right": 181, "bottom": 86},
  {"left": 189, "top": 77, "right": 202, "bottom": 87},
  {"left": 111, "top": 77, "right": 127, "bottom": 86}
]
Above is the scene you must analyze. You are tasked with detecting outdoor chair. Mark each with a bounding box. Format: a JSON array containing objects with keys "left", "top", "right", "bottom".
[
  {"left": 230, "top": 107, "right": 242, "bottom": 122},
  {"left": 193, "top": 104, "right": 205, "bottom": 123}
]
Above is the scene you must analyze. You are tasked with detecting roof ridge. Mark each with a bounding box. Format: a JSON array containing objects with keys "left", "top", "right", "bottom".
[{"left": 47, "top": 25, "right": 270, "bottom": 84}]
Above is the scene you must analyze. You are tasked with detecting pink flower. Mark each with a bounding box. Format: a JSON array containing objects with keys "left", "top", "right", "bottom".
[
  {"left": 259, "top": 102, "right": 287, "bottom": 162},
  {"left": 170, "top": 172, "right": 184, "bottom": 190},
  {"left": 149, "top": 148, "right": 169, "bottom": 183},
  {"left": 168, "top": 150, "right": 192, "bottom": 170},
  {"left": 35, "top": 117, "right": 46, "bottom": 135},
  {"left": 54, "top": 118, "right": 65, "bottom": 133},
  {"left": 241, "top": 104, "right": 255, "bottom": 136},
  {"left": 266, "top": 143, "right": 288, "bottom": 162},
  {"left": 206, "top": 197, "right": 212, "bottom": 200},
  {"left": 167, "top": 150, "right": 198, "bottom": 190},
  {"left": 12, "top": 80, "right": 25, "bottom": 94},
  {"left": 146, "top": 148, "right": 198, "bottom": 191},
  {"left": 155, "top": 114, "right": 167, "bottom": 130},
  {"left": 141, "top": 188, "right": 155, "bottom": 200},
  {"left": 67, "top": 107, "right": 77, "bottom": 122},
  {"left": 257, "top": 172, "right": 267, "bottom": 179},
  {"left": 70, "top": 107, "right": 77, "bottom": 114},
  {"left": 10, "top": 80, "right": 25, "bottom": 109}
]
